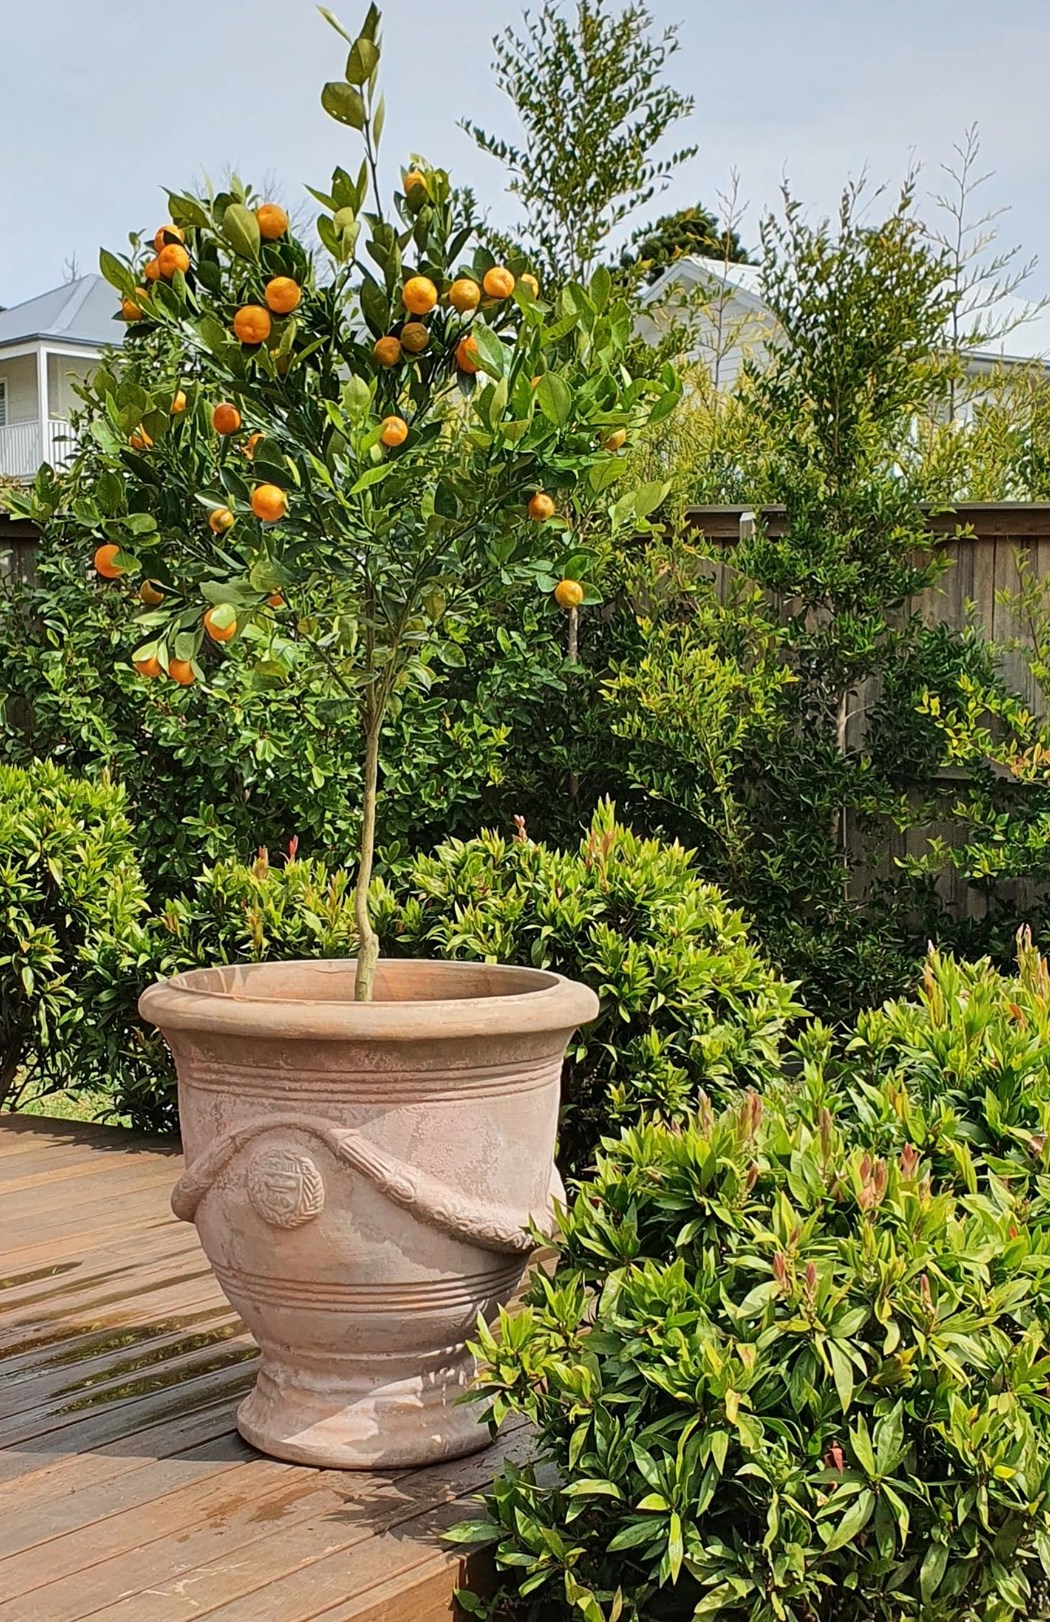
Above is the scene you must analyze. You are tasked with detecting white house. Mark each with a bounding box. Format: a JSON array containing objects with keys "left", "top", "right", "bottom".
[
  {"left": 0, "top": 275, "right": 121, "bottom": 481},
  {"left": 638, "top": 256, "right": 1050, "bottom": 396}
]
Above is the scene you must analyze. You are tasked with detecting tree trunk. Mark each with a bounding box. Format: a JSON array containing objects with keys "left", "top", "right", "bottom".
[{"left": 353, "top": 711, "right": 382, "bottom": 1003}]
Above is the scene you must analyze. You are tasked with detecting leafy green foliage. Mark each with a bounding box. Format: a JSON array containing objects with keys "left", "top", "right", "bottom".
[
  {"left": 465, "top": 1082, "right": 1050, "bottom": 1622},
  {"left": 0, "top": 524, "right": 521, "bottom": 896},
  {"left": 386, "top": 801, "right": 801, "bottom": 1173},
  {"left": 0, "top": 762, "right": 151, "bottom": 1111},
  {"left": 464, "top": 0, "right": 697, "bottom": 284},
  {"left": 827, "top": 932, "right": 1050, "bottom": 1202},
  {"left": 620, "top": 204, "right": 750, "bottom": 286}
]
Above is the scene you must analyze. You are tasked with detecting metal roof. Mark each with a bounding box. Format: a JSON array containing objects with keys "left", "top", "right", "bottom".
[
  {"left": 644, "top": 255, "right": 1050, "bottom": 371},
  {"left": 0, "top": 274, "right": 122, "bottom": 350}
]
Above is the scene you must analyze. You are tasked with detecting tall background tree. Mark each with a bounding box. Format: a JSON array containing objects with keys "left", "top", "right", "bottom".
[
  {"left": 463, "top": 0, "right": 699, "bottom": 285},
  {"left": 619, "top": 201, "right": 750, "bottom": 283}
]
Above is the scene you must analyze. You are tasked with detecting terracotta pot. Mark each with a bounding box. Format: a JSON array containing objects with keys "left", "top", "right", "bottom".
[{"left": 139, "top": 957, "right": 596, "bottom": 1469}]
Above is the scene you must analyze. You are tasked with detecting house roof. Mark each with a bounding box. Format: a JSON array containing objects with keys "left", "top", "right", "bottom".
[
  {"left": 0, "top": 275, "right": 122, "bottom": 351},
  {"left": 643, "top": 254, "right": 1050, "bottom": 373}
]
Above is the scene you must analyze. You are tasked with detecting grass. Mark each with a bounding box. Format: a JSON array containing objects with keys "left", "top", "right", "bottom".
[{"left": 6, "top": 1081, "right": 132, "bottom": 1129}]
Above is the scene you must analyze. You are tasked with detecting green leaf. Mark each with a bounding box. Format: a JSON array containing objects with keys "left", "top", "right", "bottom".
[
  {"left": 350, "top": 465, "right": 392, "bottom": 494},
  {"left": 648, "top": 388, "right": 681, "bottom": 425},
  {"left": 469, "top": 323, "right": 507, "bottom": 380},
  {"left": 634, "top": 480, "right": 669, "bottom": 520},
  {"left": 99, "top": 249, "right": 134, "bottom": 296},
  {"left": 317, "top": 6, "right": 353, "bottom": 44},
  {"left": 606, "top": 1521, "right": 658, "bottom": 1553},
  {"left": 920, "top": 1540, "right": 949, "bottom": 1603},
  {"left": 590, "top": 265, "right": 612, "bottom": 310},
  {"left": 823, "top": 1489, "right": 874, "bottom": 1553},
  {"left": 537, "top": 373, "right": 572, "bottom": 428},
  {"left": 322, "top": 81, "right": 366, "bottom": 129},
  {"left": 828, "top": 1341, "right": 855, "bottom": 1413},
  {"left": 562, "top": 1479, "right": 623, "bottom": 1499},
  {"left": 345, "top": 36, "right": 379, "bottom": 83},
  {"left": 222, "top": 204, "right": 260, "bottom": 260},
  {"left": 667, "top": 1511, "right": 683, "bottom": 1583}
]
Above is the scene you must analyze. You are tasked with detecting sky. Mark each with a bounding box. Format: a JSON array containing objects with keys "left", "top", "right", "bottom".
[{"left": 3, "top": 0, "right": 1050, "bottom": 317}]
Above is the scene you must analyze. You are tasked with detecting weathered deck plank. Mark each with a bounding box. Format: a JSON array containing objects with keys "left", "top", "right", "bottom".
[{"left": 0, "top": 1115, "right": 513, "bottom": 1622}]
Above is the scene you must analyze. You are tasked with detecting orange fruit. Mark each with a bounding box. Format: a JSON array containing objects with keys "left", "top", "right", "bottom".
[
  {"left": 519, "top": 272, "right": 540, "bottom": 299},
  {"left": 208, "top": 507, "right": 235, "bottom": 534},
  {"left": 374, "top": 335, "right": 402, "bottom": 367},
  {"left": 139, "top": 579, "right": 164, "bottom": 605},
  {"left": 212, "top": 402, "right": 242, "bottom": 435},
  {"left": 130, "top": 427, "right": 153, "bottom": 451},
  {"left": 380, "top": 415, "right": 409, "bottom": 447},
  {"left": 455, "top": 335, "right": 479, "bottom": 374},
  {"left": 251, "top": 483, "right": 287, "bottom": 522},
  {"left": 603, "top": 428, "right": 627, "bottom": 452},
  {"left": 400, "top": 321, "right": 430, "bottom": 354},
  {"left": 233, "top": 305, "right": 272, "bottom": 345},
  {"left": 483, "top": 266, "right": 515, "bottom": 300},
  {"left": 403, "top": 169, "right": 427, "bottom": 195},
  {"left": 265, "top": 276, "right": 302, "bottom": 315},
  {"left": 402, "top": 275, "right": 438, "bottom": 315},
  {"left": 203, "top": 607, "right": 237, "bottom": 643},
  {"left": 168, "top": 658, "right": 196, "bottom": 686},
  {"left": 266, "top": 592, "right": 285, "bottom": 609},
  {"left": 244, "top": 432, "right": 263, "bottom": 459},
  {"left": 554, "top": 578, "right": 584, "bottom": 610},
  {"left": 171, "top": 389, "right": 187, "bottom": 414},
  {"left": 133, "top": 653, "right": 163, "bottom": 678},
  {"left": 144, "top": 258, "right": 162, "bottom": 283},
  {"left": 528, "top": 492, "right": 555, "bottom": 522},
  {"left": 154, "top": 224, "right": 185, "bottom": 252},
  {"left": 448, "top": 278, "right": 481, "bottom": 314},
  {"left": 157, "top": 243, "right": 190, "bottom": 279},
  {"left": 256, "top": 203, "right": 288, "bottom": 240},
  {"left": 121, "top": 290, "right": 148, "bottom": 321},
  {"left": 94, "top": 544, "right": 124, "bottom": 579}
]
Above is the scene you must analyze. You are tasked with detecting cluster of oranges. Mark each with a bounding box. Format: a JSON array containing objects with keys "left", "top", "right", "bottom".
[
  {"left": 122, "top": 204, "right": 300, "bottom": 355},
  {"left": 113, "top": 209, "right": 596, "bottom": 666},
  {"left": 371, "top": 265, "right": 538, "bottom": 378}
]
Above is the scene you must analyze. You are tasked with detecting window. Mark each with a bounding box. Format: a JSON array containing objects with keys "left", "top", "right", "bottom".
[{"left": 0, "top": 379, "right": 6, "bottom": 428}]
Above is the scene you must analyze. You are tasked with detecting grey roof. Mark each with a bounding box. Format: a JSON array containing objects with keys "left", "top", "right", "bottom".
[{"left": 0, "top": 275, "right": 123, "bottom": 351}]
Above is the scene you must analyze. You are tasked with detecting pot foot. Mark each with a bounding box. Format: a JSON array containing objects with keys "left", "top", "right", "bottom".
[{"left": 236, "top": 1347, "right": 492, "bottom": 1469}]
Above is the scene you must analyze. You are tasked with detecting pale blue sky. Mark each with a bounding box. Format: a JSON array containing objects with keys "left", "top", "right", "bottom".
[{"left": 2, "top": 0, "right": 1049, "bottom": 309}]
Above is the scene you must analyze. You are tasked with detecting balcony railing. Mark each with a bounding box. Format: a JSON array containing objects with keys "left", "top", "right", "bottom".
[{"left": 0, "top": 419, "right": 76, "bottom": 481}]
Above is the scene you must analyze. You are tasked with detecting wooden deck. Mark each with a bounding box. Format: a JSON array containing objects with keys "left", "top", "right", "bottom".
[{"left": 0, "top": 1115, "right": 525, "bottom": 1622}]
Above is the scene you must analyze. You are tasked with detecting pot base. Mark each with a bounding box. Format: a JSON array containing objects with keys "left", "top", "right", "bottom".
[{"left": 236, "top": 1346, "right": 492, "bottom": 1469}]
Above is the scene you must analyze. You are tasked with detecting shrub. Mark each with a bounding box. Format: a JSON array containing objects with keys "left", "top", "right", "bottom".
[
  {"left": 0, "top": 761, "right": 150, "bottom": 1110},
  {"left": 388, "top": 801, "right": 802, "bottom": 1172},
  {"left": 463, "top": 1093, "right": 1050, "bottom": 1622},
  {"left": 822, "top": 931, "right": 1050, "bottom": 1202}
]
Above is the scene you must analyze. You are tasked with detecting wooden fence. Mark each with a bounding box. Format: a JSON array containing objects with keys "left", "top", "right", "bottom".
[
  {"left": 686, "top": 504, "right": 1050, "bottom": 921},
  {"left": 684, "top": 503, "right": 1050, "bottom": 717}
]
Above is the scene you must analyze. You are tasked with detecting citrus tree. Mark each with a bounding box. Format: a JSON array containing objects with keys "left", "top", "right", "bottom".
[{"left": 12, "top": 5, "right": 678, "bottom": 1001}]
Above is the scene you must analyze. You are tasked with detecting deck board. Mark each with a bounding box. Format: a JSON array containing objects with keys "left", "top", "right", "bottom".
[{"left": 0, "top": 1115, "right": 518, "bottom": 1622}]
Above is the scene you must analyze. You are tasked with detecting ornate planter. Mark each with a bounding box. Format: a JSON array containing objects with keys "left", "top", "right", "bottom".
[{"left": 139, "top": 957, "right": 596, "bottom": 1469}]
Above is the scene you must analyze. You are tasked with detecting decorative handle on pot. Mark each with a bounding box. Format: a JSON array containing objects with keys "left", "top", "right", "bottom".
[{"left": 172, "top": 1113, "right": 562, "bottom": 1257}]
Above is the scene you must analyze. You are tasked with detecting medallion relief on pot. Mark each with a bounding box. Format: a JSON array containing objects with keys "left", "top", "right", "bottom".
[{"left": 246, "top": 1146, "right": 326, "bottom": 1229}]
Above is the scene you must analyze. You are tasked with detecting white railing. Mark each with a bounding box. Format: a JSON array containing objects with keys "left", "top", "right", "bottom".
[{"left": 0, "top": 419, "right": 76, "bottom": 480}]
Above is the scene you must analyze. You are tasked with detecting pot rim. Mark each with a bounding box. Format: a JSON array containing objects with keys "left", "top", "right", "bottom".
[{"left": 138, "top": 956, "right": 599, "bottom": 1041}]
